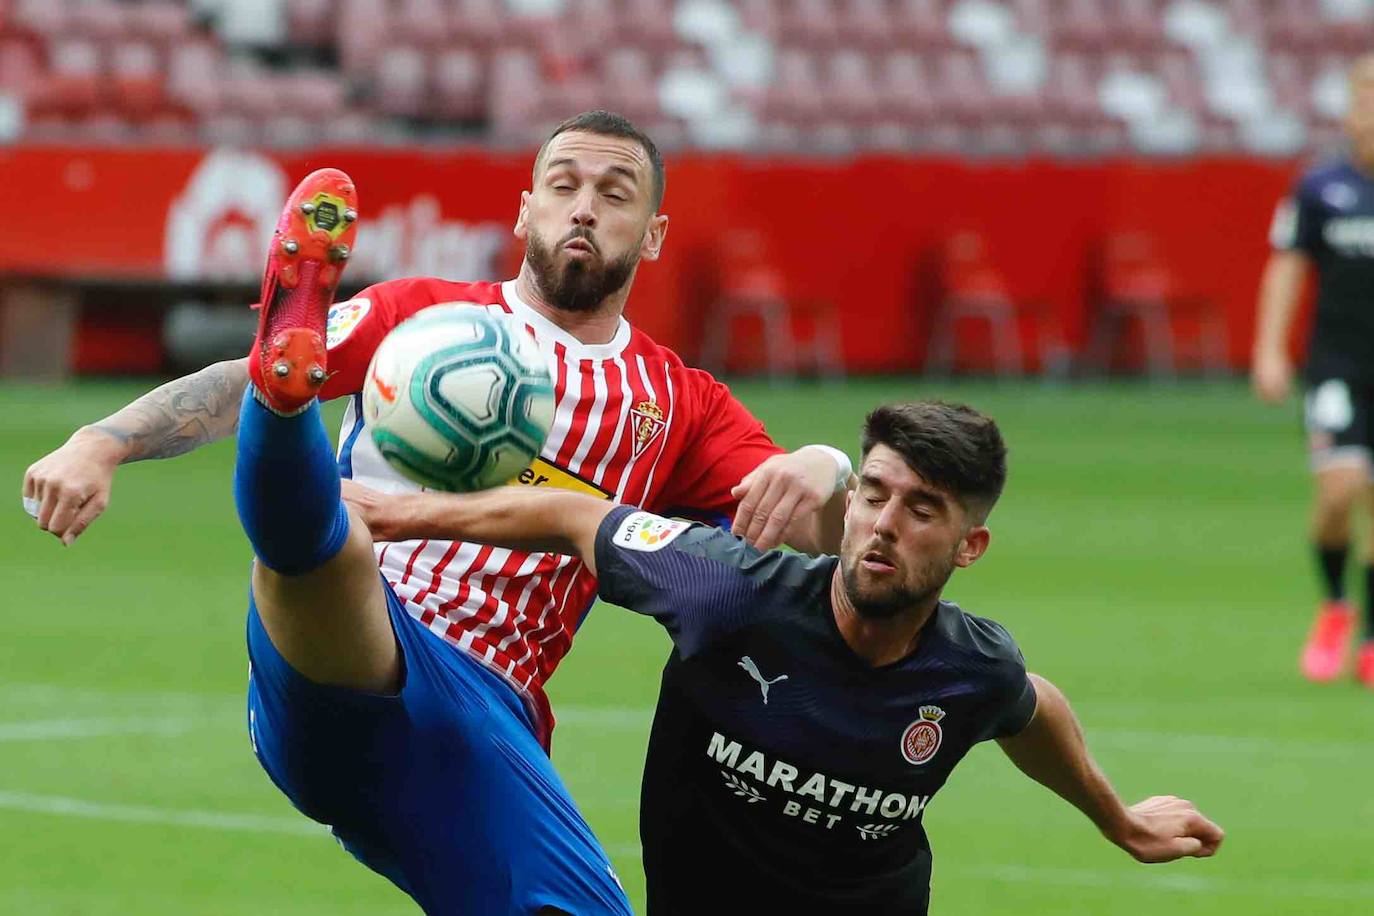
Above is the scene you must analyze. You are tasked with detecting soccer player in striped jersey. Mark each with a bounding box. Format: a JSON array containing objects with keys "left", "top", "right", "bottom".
[{"left": 23, "top": 111, "right": 854, "bottom": 913}]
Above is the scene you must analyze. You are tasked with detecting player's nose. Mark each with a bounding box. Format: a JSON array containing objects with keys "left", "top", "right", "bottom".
[{"left": 570, "top": 191, "right": 598, "bottom": 228}]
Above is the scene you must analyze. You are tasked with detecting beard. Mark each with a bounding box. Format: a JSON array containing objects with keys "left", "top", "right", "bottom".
[
  {"left": 524, "top": 226, "right": 639, "bottom": 313},
  {"left": 839, "top": 541, "right": 957, "bottom": 620}
]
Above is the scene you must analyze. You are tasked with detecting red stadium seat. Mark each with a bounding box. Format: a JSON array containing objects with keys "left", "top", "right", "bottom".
[
  {"left": 109, "top": 40, "right": 165, "bottom": 118},
  {"left": 220, "top": 61, "right": 279, "bottom": 118},
  {"left": 1007, "top": 0, "right": 1051, "bottom": 37},
  {"left": 598, "top": 47, "right": 660, "bottom": 123},
  {"left": 932, "top": 50, "right": 991, "bottom": 123},
  {"left": 764, "top": 47, "right": 825, "bottom": 121},
  {"left": 338, "top": 0, "right": 392, "bottom": 73},
  {"left": 738, "top": 0, "right": 783, "bottom": 38},
  {"left": 374, "top": 46, "right": 429, "bottom": 119},
  {"left": 1053, "top": 0, "right": 1113, "bottom": 51},
  {"left": 824, "top": 49, "right": 882, "bottom": 126},
  {"left": 925, "top": 230, "right": 1056, "bottom": 377},
  {"left": 394, "top": 0, "right": 450, "bottom": 49},
  {"left": 837, "top": 0, "right": 899, "bottom": 51},
  {"left": 279, "top": 70, "right": 349, "bottom": 117},
  {"left": 284, "top": 0, "right": 336, "bottom": 49},
  {"left": 891, "top": 0, "right": 951, "bottom": 49},
  {"left": 621, "top": 0, "right": 679, "bottom": 53},
  {"left": 0, "top": 36, "right": 43, "bottom": 99},
  {"left": 199, "top": 112, "right": 261, "bottom": 147},
  {"left": 780, "top": 0, "right": 841, "bottom": 49},
  {"left": 1083, "top": 231, "right": 1226, "bottom": 377},
  {"left": 432, "top": 48, "right": 485, "bottom": 121},
  {"left": 128, "top": 1, "right": 194, "bottom": 45},
  {"left": 449, "top": 0, "right": 507, "bottom": 50},
  {"left": 878, "top": 51, "right": 938, "bottom": 123},
  {"left": 166, "top": 41, "right": 226, "bottom": 114},
  {"left": 41, "top": 39, "right": 104, "bottom": 116},
  {"left": 12, "top": 0, "right": 69, "bottom": 38},
  {"left": 68, "top": 0, "right": 128, "bottom": 42},
  {"left": 701, "top": 227, "right": 843, "bottom": 378}
]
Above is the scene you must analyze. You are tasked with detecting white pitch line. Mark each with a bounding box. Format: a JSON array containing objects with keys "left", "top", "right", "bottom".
[
  {"left": 0, "top": 717, "right": 202, "bottom": 742},
  {"left": 3, "top": 791, "right": 1370, "bottom": 902},
  {"left": 0, "top": 790, "right": 325, "bottom": 836},
  {"left": 943, "top": 862, "right": 1374, "bottom": 901}
]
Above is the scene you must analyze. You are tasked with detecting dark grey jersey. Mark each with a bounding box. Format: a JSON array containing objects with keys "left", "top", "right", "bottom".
[
  {"left": 1271, "top": 156, "right": 1374, "bottom": 382},
  {"left": 593, "top": 506, "right": 1038, "bottom": 915}
]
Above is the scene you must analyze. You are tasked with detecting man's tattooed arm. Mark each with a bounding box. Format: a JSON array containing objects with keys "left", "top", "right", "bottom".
[{"left": 85, "top": 357, "right": 250, "bottom": 462}]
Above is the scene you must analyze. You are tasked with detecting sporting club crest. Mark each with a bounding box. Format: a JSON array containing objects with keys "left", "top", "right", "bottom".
[
  {"left": 629, "top": 399, "right": 666, "bottom": 457},
  {"left": 900, "top": 706, "right": 946, "bottom": 766}
]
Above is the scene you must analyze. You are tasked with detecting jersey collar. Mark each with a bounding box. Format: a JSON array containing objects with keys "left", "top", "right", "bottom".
[{"left": 501, "top": 279, "right": 632, "bottom": 360}]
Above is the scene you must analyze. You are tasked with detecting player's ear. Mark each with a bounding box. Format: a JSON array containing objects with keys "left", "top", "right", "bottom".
[
  {"left": 640, "top": 213, "right": 668, "bottom": 261},
  {"left": 514, "top": 191, "right": 531, "bottom": 240},
  {"left": 955, "top": 526, "right": 990, "bottom": 568}
]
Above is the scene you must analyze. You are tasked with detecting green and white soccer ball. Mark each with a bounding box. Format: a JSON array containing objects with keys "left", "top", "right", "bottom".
[{"left": 362, "top": 305, "right": 556, "bottom": 492}]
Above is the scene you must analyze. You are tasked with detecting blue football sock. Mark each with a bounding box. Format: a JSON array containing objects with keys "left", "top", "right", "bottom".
[{"left": 233, "top": 388, "right": 350, "bottom": 575}]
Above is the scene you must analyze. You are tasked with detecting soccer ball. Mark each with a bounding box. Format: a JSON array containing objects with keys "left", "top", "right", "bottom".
[{"left": 362, "top": 306, "right": 556, "bottom": 492}]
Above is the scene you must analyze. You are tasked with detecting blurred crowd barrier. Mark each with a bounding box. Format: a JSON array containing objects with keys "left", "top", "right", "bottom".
[{"left": 0, "top": 145, "right": 1299, "bottom": 377}]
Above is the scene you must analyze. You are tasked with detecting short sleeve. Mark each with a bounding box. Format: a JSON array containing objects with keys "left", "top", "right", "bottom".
[
  {"left": 317, "top": 282, "right": 400, "bottom": 401},
  {"left": 980, "top": 661, "right": 1038, "bottom": 742},
  {"left": 1269, "top": 182, "right": 1322, "bottom": 256},
  {"left": 650, "top": 368, "right": 783, "bottom": 520},
  {"left": 593, "top": 505, "right": 800, "bottom": 657}
]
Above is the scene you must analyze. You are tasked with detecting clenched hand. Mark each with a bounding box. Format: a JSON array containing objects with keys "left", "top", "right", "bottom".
[
  {"left": 730, "top": 447, "right": 842, "bottom": 551},
  {"left": 1113, "top": 795, "right": 1224, "bottom": 864},
  {"left": 22, "top": 429, "right": 124, "bottom": 546}
]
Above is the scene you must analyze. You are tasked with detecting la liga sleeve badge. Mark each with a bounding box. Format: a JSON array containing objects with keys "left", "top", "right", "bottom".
[{"left": 900, "top": 705, "right": 946, "bottom": 765}]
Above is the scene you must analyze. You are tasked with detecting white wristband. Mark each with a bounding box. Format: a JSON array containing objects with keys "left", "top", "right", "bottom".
[{"left": 804, "top": 444, "right": 853, "bottom": 493}]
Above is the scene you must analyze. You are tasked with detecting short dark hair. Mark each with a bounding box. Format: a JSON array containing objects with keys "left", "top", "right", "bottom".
[
  {"left": 860, "top": 402, "right": 1008, "bottom": 523},
  {"left": 533, "top": 110, "right": 666, "bottom": 211}
]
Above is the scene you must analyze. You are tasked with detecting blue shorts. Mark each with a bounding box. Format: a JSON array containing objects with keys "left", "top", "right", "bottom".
[{"left": 245, "top": 576, "right": 631, "bottom": 915}]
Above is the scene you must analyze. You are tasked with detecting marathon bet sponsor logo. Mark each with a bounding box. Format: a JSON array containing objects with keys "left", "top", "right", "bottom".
[
  {"left": 707, "top": 732, "right": 930, "bottom": 832},
  {"left": 614, "top": 512, "right": 690, "bottom": 552}
]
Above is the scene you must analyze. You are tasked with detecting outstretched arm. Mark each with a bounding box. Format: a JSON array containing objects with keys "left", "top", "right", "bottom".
[
  {"left": 23, "top": 357, "right": 250, "bottom": 544},
  {"left": 342, "top": 481, "right": 613, "bottom": 575},
  {"left": 997, "top": 674, "right": 1224, "bottom": 864}
]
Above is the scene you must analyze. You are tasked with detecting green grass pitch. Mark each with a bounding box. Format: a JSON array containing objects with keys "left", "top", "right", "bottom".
[{"left": 2, "top": 379, "right": 1371, "bottom": 915}]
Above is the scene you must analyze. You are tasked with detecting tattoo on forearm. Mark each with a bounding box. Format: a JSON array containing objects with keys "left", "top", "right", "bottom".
[{"left": 90, "top": 360, "right": 249, "bottom": 462}]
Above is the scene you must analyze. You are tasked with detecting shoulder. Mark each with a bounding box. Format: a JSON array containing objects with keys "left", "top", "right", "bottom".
[
  {"left": 933, "top": 601, "right": 1026, "bottom": 672},
  {"left": 601, "top": 508, "right": 831, "bottom": 589},
  {"left": 364, "top": 277, "right": 506, "bottom": 310},
  {"left": 1295, "top": 157, "right": 1354, "bottom": 199}
]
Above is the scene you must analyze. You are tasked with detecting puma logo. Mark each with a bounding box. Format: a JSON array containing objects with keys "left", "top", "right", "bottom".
[
  {"left": 738, "top": 656, "right": 788, "bottom": 705},
  {"left": 371, "top": 364, "right": 398, "bottom": 403}
]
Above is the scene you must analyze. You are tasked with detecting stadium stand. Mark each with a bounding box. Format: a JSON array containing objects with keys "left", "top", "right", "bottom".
[{"left": 0, "top": 0, "right": 1370, "bottom": 153}]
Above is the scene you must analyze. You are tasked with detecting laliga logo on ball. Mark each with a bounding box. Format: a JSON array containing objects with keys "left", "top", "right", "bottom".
[{"left": 900, "top": 705, "right": 946, "bottom": 765}]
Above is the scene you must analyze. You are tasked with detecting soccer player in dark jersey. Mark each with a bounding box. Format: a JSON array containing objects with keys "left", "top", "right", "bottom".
[
  {"left": 344, "top": 401, "right": 1224, "bottom": 914},
  {"left": 1254, "top": 54, "right": 1374, "bottom": 686}
]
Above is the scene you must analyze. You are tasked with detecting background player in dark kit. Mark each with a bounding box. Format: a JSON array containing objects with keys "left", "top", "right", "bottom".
[
  {"left": 344, "top": 401, "right": 1224, "bottom": 914},
  {"left": 1255, "top": 54, "right": 1374, "bottom": 686}
]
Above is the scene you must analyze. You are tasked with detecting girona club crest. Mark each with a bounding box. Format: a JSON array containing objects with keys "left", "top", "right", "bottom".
[
  {"left": 629, "top": 400, "right": 666, "bottom": 457},
  {"left": 900, "top": 705, "right": 946, "bottom": 765}
]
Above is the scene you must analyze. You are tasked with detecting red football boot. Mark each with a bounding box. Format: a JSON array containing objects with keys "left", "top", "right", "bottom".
[
  {"left": 1300, "top": 600, "right": 1354, "bottom": 683},
  {"left": 1356, "top": 641, "right": 1374, "bottom": 688},
  {"left": 249, "top": 168, "right": 358, "bottom": 415}
]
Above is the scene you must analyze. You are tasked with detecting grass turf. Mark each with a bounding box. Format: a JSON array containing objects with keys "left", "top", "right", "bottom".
[{"left": 1, "top": 378, "right": 1370, "bottom": 915}]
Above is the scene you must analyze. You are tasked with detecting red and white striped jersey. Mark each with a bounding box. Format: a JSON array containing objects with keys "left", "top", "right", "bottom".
[{"left": 320, "top": 277, "right": 783, "bottom": 746}]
